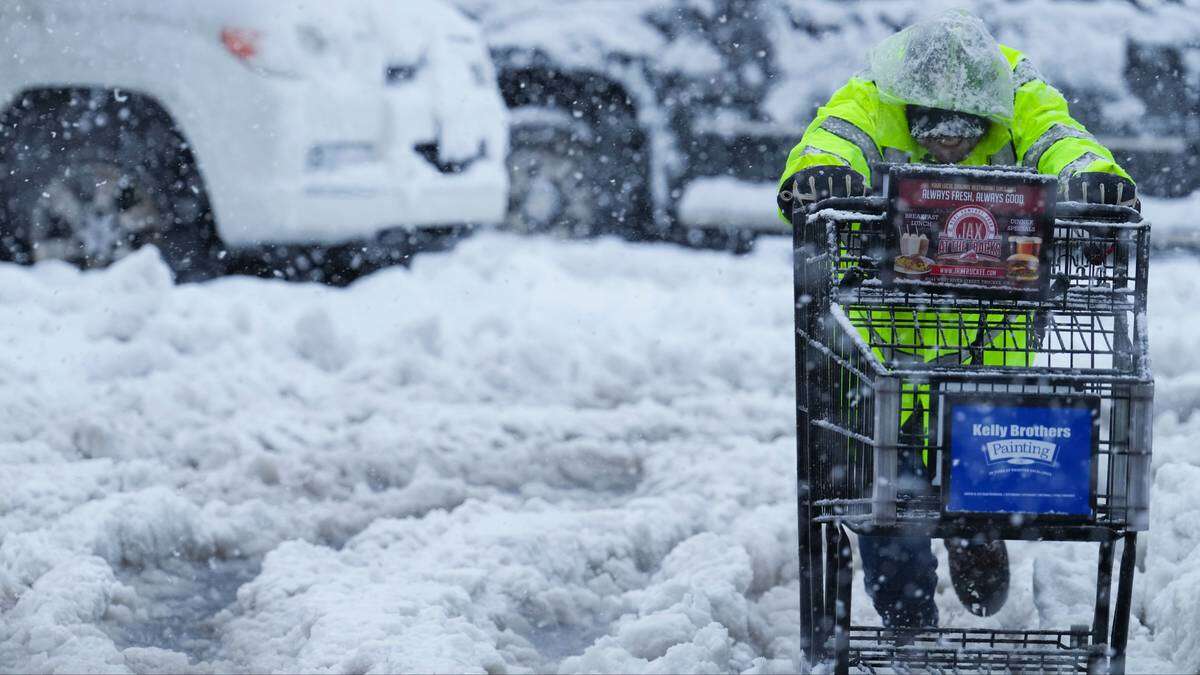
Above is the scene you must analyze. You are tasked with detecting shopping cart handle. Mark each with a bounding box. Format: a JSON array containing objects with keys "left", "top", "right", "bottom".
[
  {"left": 1055, "top": 201, "right": 1142, "bottom": 223},
  {"left": 800, "top": 198, "right": 1138, "bottom": 222},
  {"left": 803, "top": 199, "right": 1139, "bottom": 223},
  {"left": 805, "top": 195, "right": 888, "bottom": 215}
]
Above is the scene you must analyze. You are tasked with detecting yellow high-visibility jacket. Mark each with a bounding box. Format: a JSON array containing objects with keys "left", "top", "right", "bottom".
[
  {"left": 779, "top": 45, "right": 1130, "bottom": 210},
  {"left": 780, "top": 45, "right": 1133, "bottom": 431}
]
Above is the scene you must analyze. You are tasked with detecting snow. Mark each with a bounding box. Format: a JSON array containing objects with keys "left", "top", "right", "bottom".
[
  {"left": 2, "top": 231, "right": 1200, "bottom": 672},
  {"left": 907, "top": 109, "right": 988, "bottom": 141},
  {"left": 1143, "top": 193, "right": 1200, "bottom": 250}
]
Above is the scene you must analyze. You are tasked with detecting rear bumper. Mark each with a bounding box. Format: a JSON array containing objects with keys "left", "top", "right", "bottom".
[
  {"left": 677, "top": 178, "right": 788, "bottom": 234},
  {"left": 1143, "top": 194, "right": 1200, "bottom": 249},
  {"left": 290, "top": 158, "right": 508, "bottom": 245},
  {"left": 215, "top": 156, "right": 508, "bottom": 248},
  {"left": 199, "top": 71, "right": 509, "bottom": 249}
]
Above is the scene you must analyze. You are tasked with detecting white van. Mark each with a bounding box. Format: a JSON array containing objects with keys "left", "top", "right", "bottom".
[{"left": 0, "top": 0, "right": 509, "bottom": 280}]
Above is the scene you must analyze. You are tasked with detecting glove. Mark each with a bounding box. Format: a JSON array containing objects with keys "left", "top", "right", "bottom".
[
  {"left": 777, "top": 165, "right": 867, "bottom": 214},
  {"left": 1061, "top": 172, "right": 1139, "bottom": 211},
  {"left": 1061, "top": 172, "right": 1138, "bottom": 264}
]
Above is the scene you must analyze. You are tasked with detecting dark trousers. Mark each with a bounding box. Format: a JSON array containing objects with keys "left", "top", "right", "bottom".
[
  {"left": 858, "top": 532, "right": 938, "bottom": 628},
  {"left": 858, "top": 426, "right": 938, "bottom": 629}
]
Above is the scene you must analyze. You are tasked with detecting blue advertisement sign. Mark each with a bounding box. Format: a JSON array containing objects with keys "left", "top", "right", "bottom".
[{"left": 945, "top": 396, "right": 1097, "bottom": 517}]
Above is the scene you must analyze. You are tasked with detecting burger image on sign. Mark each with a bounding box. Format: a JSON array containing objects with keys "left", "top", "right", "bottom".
[{"left": 1007, "top": 236, "right": 1043, "bottom": 283}]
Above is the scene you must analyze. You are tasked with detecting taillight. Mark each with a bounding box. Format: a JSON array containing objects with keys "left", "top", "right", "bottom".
[
  {"left": 220, "top": 26, "right": 311, "bottom": 79},
  {"left": 221, "top": 28, "right": 260, "bottom": 62}
]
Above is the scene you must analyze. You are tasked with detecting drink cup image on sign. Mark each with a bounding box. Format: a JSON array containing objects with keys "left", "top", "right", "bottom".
[{"left": 895, "top": 227, "right": 935, "bottom": 275}]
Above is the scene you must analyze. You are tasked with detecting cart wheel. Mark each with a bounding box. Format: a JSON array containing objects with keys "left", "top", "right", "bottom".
[
  {"left": 799, "top": 521, "right": 853, "bottom": 672},
  {"left": 799, "top": 519, "right": 827, "bottom": 668},
  {"left": 833, "top": 525, "right": 853, "bottom": 675},
  {"left": 1108, "top": 533, "right": 1138, "bottom": 675}
]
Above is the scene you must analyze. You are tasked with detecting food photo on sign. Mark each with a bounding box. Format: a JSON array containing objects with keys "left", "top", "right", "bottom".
[{"left": 881, "top": 165, "right": 1058, "bottom": 295}]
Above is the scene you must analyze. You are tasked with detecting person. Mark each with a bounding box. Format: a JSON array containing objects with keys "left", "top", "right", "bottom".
[{"left": 777, "top": 10, "right": 1137, "bottom": 629}]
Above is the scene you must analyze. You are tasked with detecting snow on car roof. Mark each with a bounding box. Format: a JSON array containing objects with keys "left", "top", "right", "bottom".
[{"left": 451, "top": 0, "right": 1200, "bottom": 130}]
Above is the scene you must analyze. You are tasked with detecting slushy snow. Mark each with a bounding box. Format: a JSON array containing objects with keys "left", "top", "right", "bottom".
[{"left": 1, "top": 214, "right": 1199, "bottom": 671}]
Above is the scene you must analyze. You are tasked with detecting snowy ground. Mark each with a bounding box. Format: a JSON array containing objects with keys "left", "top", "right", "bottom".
[{"left": 3, "top": 209, "right": 1200, "bottom": 672}]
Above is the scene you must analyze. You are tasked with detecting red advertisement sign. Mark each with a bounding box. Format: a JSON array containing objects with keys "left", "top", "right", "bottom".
[{"left": 883, "top": 166, "right": 1057, "bottom": 295}]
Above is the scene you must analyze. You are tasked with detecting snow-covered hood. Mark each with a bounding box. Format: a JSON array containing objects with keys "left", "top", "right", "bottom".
[
  {"left": 867, "top": 9, "right": 1015, "bottom": 124},
  {"left": 448, "top": 0, "right": 775, "bottom": 115}
]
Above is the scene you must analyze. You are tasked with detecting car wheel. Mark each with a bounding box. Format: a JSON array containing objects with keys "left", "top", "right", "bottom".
[
  {"left": 505, "top": 109, "right": 602, "bottom": 238},
  {"left": 0, "top": 92, "right": 223, "bottom": 281}
]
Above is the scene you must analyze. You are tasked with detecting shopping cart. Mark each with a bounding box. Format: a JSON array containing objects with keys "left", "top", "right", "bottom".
[{"left": 792, "top": 164, "right": 1153, "bottom": 674}]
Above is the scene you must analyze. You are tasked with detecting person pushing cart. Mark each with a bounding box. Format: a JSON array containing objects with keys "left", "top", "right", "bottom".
[{"left": 778, "top": 10, "right": 1153, "bottom": 673}]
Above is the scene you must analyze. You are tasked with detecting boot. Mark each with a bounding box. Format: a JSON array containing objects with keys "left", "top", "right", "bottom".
[{"left": 947, "top": 537, "right": 1010, "bottom": 617}]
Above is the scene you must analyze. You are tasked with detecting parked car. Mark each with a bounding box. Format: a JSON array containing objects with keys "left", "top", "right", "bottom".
[
  {"left": 454, "top": 0, "right": 1200, "bottom": 249},
  {"left": 0, "top": 0, "right": 509, "bottom": 281}
]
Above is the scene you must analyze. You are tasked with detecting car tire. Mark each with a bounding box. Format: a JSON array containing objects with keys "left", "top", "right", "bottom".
[
  {"left": 0, "top": 91, "right": 224, "bottom": 282},
  {"left": 505, "top": 108, "right": 603, "bottom": 237}
]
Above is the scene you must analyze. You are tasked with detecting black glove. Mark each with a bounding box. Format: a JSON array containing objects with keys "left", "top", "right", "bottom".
[
  {"left": 777, "top": 165, "right": 867, "bottom": 214},
  {"left": 1061, "top": 171, "right": 1139, "bottom": 210},
  {"left": 1060, "top": 172, "right": 1139, "bottom": 264}
]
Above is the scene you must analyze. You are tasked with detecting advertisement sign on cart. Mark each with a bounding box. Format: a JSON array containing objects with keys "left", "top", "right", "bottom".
[
  {"left": 882, "top": 165, "right": 1058, "bottom": 297},
  {"left": 943, "top": 394, "right": 1099, "bottom": 519}
]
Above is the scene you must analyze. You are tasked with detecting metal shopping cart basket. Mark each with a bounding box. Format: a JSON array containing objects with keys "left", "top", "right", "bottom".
[{"left": 792, "top": 164, "right": 1153, "bottom": 674}]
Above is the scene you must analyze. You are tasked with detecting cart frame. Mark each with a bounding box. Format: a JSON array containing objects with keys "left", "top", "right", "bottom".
[{"left": 792, "top": 170, "right": 1153, "bottom": 674}]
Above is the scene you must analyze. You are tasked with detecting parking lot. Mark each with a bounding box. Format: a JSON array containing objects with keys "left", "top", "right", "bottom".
[{"left": 4, "top": 1, "right": 1200, "bottom": 673}]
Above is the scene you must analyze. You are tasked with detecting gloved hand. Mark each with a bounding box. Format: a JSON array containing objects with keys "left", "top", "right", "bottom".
[
  {"left": 1061, "top": 171, "right": 1139, "bottom": 211},
  {"left": 777, "top": 165, "right": 867, "bottom": 214},
  {"left": 1061, "top": 172, "right": 1138, "bottom": 264}
]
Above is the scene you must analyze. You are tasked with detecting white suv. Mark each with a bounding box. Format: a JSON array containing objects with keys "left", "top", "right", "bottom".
[{"left": 0, "top": 0, "right": 509, "bottom": 280}]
